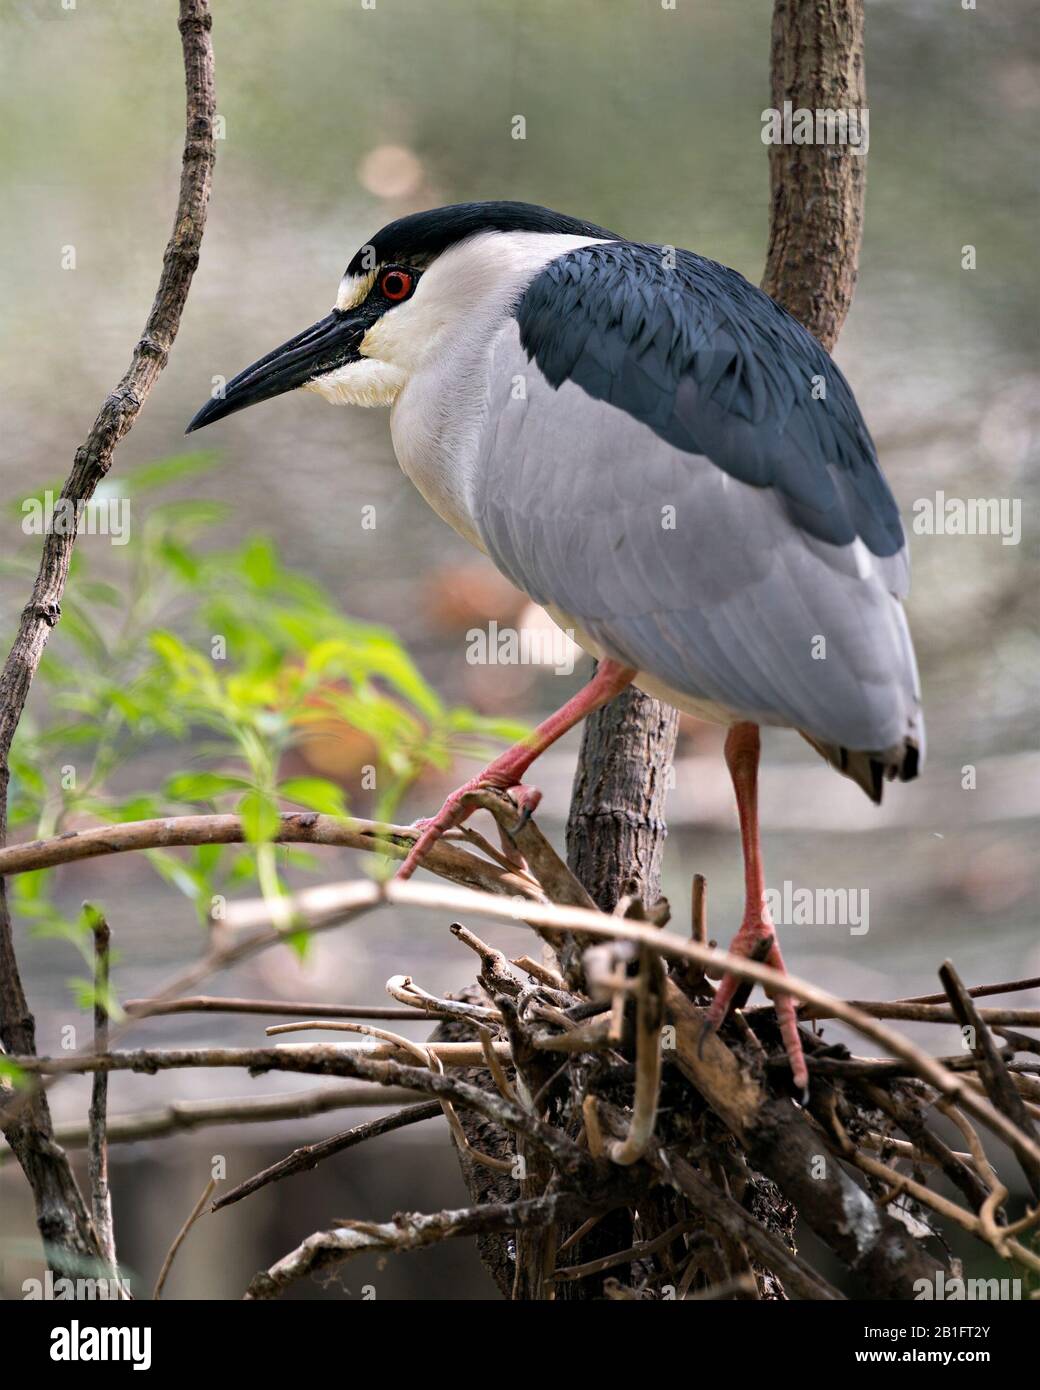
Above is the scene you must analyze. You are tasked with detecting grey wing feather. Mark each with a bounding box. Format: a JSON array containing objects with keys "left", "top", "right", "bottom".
[{"left": 473, "top": 323, "right": 924, "bottom": 772}]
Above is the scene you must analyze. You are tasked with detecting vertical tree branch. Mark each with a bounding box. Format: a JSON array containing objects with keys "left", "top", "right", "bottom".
[
  {"left": 566, "top": 693, "right": 679, "bottom": 916},
  {"left": 761, "top": 0, "right": 867, "bottom": 350},
  {"left": 0, "top": 0, "right": 216, "bottom": 1271},
  {"left": 87, "top": 910, "right": 117, "bottom": 1277}
]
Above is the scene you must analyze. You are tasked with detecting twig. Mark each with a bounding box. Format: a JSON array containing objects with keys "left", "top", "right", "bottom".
[
  {"left": 479, "top": 1027, "right": 518, "bottom": 1105},
  {"left": 244, "top": 1193, "right": 609, "bottom": 1300},
  {"left": 384, "top": 974, "right": 501, "bottom": 1024},
  {"left": 262, "top": 1027, "right": 511, "bottom": 1066},
  {"left": 939, "top": 959, "right": 1040, "bottom": 1198},
  {"left": 10, "top": 1044, "right": 590, "bottom": 1177},
  {"left": 212, "top": 1102, "right": 442, "bottom": 1211},
  {"left": 87, "top": 909, "right": 117, "bottom": 1280},
  {"left": 0, "top": 1083, "right": 426, "bottom": 1161},
  {"left": 124, "top": 995, "right": 427, "bottom": 1021},
  {"left": 153, "top": 1177, "right": 216, "bottom": 1299},
  {"left": 551, "top": 1218, "right": 699, "bottom": 1283},
  {"left": 0, "top": 812, "right": 534, "bottom": 898},
  {"left": 607, "top": 947, "right": 665, "bottom": 1166}
]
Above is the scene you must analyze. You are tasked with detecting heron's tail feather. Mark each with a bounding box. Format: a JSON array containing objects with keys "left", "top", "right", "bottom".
[{"left": 799, "top": 732, "right": 922, "bottom": 805}]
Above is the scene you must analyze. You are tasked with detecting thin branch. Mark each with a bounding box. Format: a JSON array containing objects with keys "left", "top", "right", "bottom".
[
  {"left": 0, "top": 811, "right": 533, "bottom": 898},
  {"left": 606, "top": 948, "right": 665, "bottom": 1166},
  {"left": 939, "top": 959, "right": 1040, "bottom": 1198},
  {"left": 0, "top": 1083, "right": 426, "bottom": 1160},
  {"left": 9, "top": 1044, "right": 591, "bottom": 1177},
  {"left": 551, "top": 1218, "right": 699, "bottom": 1283},
  {"left": 87, "top": 911, "right": 116, "bottom": 1278},
  {"left": 153, "top": 1177, "right": 215, "bottom": 1300},
  {"left": 124, "top": 995, "right": 427, "bottom": 1021},
  {"left": 244, "top": 1193, "right": 608, "bottom": 1300},
  {"left": 212, "top": 1101, "right": 442, "bottom": 1212}
]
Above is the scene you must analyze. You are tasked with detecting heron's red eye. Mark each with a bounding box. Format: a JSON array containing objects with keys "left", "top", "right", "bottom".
[{"left": 380, "top": 269, "right": 413, "bottom": 302}]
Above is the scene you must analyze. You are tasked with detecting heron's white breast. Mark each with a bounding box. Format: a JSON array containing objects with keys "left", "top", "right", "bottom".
[{"left": 387, "top": 230, "right": 605, "bottom": 553}]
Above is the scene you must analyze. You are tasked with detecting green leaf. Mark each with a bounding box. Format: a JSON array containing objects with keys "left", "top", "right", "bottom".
[
  {"left": 277, "top": 777, "right": 348, "bottom": 818},
  {"left": 237, "top": 788, "right": 281, "bottom": 844},
  {"left": 0, "top": 1056, "right": 27, "bottom": 1088},
  {"left": 239, "top": 536, "right": 279, "bottom": 588},
  {"left": 118, "top": 450, "right": 220, "bottom": 494},
  {"left": 74, "top": 580, "right": 124, "bottom": 607},
  {"left": 164, "top": 770, "right": 251, "bottom": 802}
]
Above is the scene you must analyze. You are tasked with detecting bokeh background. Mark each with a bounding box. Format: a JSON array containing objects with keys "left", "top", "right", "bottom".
[{"left": 1, "top": 0, "right": 1037, "bottom": 1298}]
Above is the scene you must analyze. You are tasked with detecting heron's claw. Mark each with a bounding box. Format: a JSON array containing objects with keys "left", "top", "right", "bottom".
[
  {"left": 396, "top": 780, "right": 541, "bottom": 880},
  {"left": 505, "top": 785, "right": 542, "bottom": 838},
  {"left": 704, "top": 919, "right": 809, "bottom": 1095}
]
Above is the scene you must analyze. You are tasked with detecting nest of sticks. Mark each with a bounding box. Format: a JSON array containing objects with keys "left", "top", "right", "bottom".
[{"left": 5, "top": 789, "right": 1038, "bottom": 1300}]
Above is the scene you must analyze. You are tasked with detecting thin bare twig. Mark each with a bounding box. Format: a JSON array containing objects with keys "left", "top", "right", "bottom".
[
  {"left": 153, "top": 1177, "right": 216, "bottom": 1299},
  {"left": 939, "top": 959, "right": 1040, "bottom": 1198},
  {"left": 0, "top": 1083, "right": 425, "bottom": 1160},
  {"left": 124, "top": 995, "right": 427, "bottom": 1021},
  {"left": 212, "top": 1102, "right": 442, "bottom": 1212},
  {"left": 0, "top": 811, "right": 533, "bottom": 898},
  {"left": 244, "top": 1193, "right": 608, "bottom": 1300},
  {"left": 87, "top": 910, "right": 117, "bottom": 1280}
]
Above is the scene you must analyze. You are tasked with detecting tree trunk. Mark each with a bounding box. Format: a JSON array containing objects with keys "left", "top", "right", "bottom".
[{"left": 762, "top": 0, "right": 867, "bottom": 351}]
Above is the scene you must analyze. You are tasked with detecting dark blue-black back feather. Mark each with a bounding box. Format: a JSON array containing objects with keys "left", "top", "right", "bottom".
[{"left": 515, "top": 242, "right": 904, "bottom": 559}]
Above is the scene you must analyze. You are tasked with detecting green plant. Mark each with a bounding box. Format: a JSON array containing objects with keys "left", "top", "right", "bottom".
[{"left": 3, "top": 451, "right": 525, "bottom": 984}]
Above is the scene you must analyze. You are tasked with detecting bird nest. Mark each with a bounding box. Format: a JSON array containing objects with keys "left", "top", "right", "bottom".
[{"left": 187, "top": 788, "right": 1037, "bottom": 1301}]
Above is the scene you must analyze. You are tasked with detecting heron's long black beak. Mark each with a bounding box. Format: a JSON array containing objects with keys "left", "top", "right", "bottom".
[{"left": 185, "top": 310, "right": 366, "bottom": 433}]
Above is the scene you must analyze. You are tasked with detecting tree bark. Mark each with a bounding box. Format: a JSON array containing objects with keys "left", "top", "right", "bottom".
[
  {"left": 762, "top": 0, "right": 867, "bottom": 351},
  {"left": 566, "top": 692, "right": 680, "bottom": 916}
]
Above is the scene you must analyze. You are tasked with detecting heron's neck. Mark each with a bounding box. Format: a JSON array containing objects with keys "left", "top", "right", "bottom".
[{"left": 388, "top": 232, "right": 603, "bottom": 551}]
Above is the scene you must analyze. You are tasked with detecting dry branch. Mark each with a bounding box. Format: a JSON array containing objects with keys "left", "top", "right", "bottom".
[
  {"left": 0, "top": 1083, "right": 426, "bottom": 1161},
  {"left": 212, "top": 1101, "right": 443, "bottom": 1212},
  {"left": 244, "top": 1193, "right": 607, "bottom": 1300},
  {"left": 0, "top": 812, "right": 531, "bottom": 898},
  {"left": 87, "top": 911, "right": 116, "bottom": 1278}
]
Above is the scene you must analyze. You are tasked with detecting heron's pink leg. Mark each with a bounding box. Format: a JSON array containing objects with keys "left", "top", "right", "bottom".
[
  {"left": 704, "top": 723, "right": 809, "bottom": 1094},
  {"left": 397, "top": 660, "right": 636, "bottom": 880}
]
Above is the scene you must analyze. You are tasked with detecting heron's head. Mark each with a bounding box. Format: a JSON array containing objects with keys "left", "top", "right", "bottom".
[{"left": 185, "top": 201, "right": 614, "bottom": 433}]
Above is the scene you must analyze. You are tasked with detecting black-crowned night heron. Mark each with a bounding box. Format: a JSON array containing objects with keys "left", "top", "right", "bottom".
[{"left": 187, "top": 201, "right": 925, "bottom": 1091}]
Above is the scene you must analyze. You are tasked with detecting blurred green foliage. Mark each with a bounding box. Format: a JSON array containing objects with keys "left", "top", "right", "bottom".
[{"left": 3, "top": 453, "right": 525, "bottom": 1001}]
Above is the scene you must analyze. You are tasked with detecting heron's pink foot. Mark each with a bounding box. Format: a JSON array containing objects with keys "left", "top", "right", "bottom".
[
  {"left": 704, "top": 721, "right": 809, "bottom": 1098},
  {"left": 394, "top": 659, "right": 635, "bottom": 881},
  {"left": 704, "top": 918, "right": 809, "bottom": 1096},
  {"left": 397, "top": 776, "right": 540, "bottom": 880}
]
